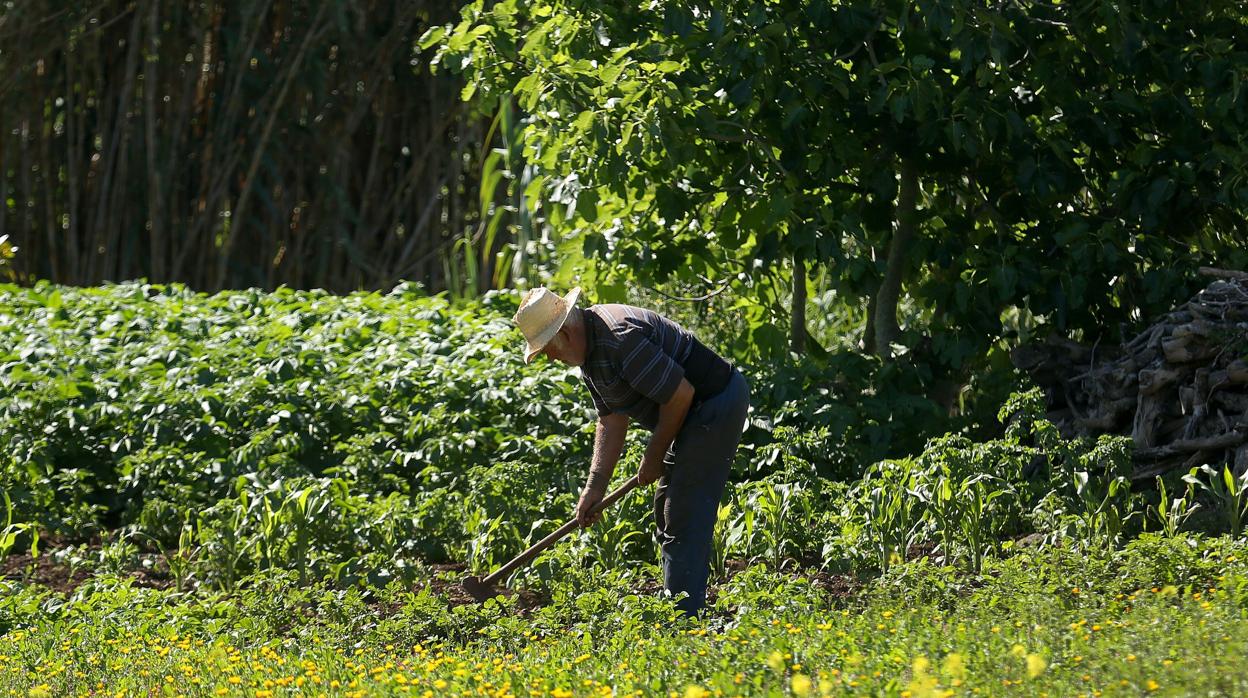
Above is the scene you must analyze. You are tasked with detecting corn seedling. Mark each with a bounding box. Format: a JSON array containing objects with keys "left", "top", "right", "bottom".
[
  {"left": 1148, "top": 475, "right": 1199, "bottom": 538},
  {"left": 1183, "top": 464, "right": 1248, "bottom": 536},
  {"left": 855, "top": 460, "right": 922, "bottom": 573},
  {"left": 956, "top": 473, "right": 1008, "bottom": 573}
]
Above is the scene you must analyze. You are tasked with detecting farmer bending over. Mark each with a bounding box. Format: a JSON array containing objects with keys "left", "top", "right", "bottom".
[{"left": 513, "top": 287, "right": 750, "bottom": 617}]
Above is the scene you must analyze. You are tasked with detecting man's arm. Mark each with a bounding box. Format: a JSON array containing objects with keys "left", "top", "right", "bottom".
[
  {"left": 575, "top": 411, "right": 630, "bottom": 527},
  {"left": 637, "top": 377, "right": 694, "bottom": 485}
]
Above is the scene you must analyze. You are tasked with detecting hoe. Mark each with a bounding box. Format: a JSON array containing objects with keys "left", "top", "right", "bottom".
[{"left": 461, "top": 475, "right": 639, "bottom": 602}]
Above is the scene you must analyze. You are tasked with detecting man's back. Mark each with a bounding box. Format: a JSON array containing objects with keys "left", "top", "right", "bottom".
[{"left": 579, "top": 304, "right": 731, "bottom": 431}]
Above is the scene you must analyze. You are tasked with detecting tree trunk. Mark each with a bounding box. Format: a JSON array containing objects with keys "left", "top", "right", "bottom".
[
  {"left": 873, "top": 156, "right": 919, "bottom": 358},
  {"left": 863, "top": 260, "right": 879, "bottom": 354},
  {"left": 791, "top": 251, "right": 808, "bottom": 355}
]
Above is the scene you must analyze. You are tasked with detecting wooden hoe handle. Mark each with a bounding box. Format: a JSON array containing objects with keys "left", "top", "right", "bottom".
[{"left": 479, "top": 475, "right": 640, "bottom": 587}]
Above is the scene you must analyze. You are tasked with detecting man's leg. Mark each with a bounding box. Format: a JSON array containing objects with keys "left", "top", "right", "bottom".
[{"left": 653, "top": 370, "right": 750, "bottom": 617}]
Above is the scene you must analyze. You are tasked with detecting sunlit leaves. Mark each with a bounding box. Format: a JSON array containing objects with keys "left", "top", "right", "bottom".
[{"left": 0, "top": 282, "right": 592, "bottom": 551}]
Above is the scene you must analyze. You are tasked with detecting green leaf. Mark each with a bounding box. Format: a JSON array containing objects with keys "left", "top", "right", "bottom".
[
  {"left": 417, "top": 26, "right": 446, "bottom": 51},
  {"left": 573, "top": 110, "right": 594, "bottom": 133},
  {"left": 602, "top": 59, "right": 629, "bottom": 85},
  {"left": 576, "top": 188, "right": 600, "bottom": 223},
  {"left": 727, "top": 78, "right": 752, "bottom": 106}
]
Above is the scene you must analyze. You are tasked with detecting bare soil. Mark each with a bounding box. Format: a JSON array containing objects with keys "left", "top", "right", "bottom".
[
  {"left": 2, "top": 547, "right": 860, "bottom": 614},
  {"left": 0, "top": 551, "right": 174, "bottom": 594}
]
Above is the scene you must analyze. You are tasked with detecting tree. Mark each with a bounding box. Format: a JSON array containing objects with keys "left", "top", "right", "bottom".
[{"left": 428, "top": 0, "right": 1248, "bottom": 377}]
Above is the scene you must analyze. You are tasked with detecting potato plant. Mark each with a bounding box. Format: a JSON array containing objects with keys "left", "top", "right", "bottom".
[{"left": 3, "top": 282, "right": 1247, "bottom": 695}]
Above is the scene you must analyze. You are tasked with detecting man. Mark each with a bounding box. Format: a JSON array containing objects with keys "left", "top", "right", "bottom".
[{"left": 513, "top": 286, "right": 750, "bottom": 617}]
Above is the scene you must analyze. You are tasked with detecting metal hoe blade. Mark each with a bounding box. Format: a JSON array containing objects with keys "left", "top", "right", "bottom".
[{"left": 461, "top": 575, "right": 501, "bottom": 603}]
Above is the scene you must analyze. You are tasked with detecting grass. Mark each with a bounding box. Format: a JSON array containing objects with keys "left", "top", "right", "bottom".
[{"left": 4, "top": 534, "right": 1247, "bottom": 697}]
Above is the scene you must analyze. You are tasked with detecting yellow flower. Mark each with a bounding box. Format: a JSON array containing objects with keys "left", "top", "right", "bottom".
[
  {"left": 942, "top": 653, "right": 966, "bottom": 681},
  {"left": 682, "top": 687, "right": 709, "bottom": 698},
  {"left": 1147, "top": 680, "right": 1160, "bottom": 691},
  {"left": 1026, "top": 654, "right": 1047, "bottom": 679},
  {"left": 1010, "top": 644, "right": 1026, "bottom": 659},
  {"left": 791, "top": 674, "right": 812, "bottom": 696},
  {"left": 907, "top": 657, "right": 939, "bottom": 698}
]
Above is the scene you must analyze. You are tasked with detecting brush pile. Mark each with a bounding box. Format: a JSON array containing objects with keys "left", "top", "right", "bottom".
[{"left": 1013, "top": 269, "right": 1248, "bottom": 480}]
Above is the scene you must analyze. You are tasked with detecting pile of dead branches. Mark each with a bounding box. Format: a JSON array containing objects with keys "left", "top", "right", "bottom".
[{"left": 1013, "top": 269, "right": 1248, "bottom": 481}]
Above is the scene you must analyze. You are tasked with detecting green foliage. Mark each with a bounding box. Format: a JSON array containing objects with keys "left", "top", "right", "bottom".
[
  {"left": 1069, "top": 436, "right": 1137, "bottom": 547},
  {"left": 0, "top": 492, "right": 39, "bottom": 562},
  {"left": 6, "top": 537, "right": 1248, "bottom": 696},
  {"left": 1184, "top": 463, "right": 1248, "bottom": 537},
  {"left": 0, "top": 281, "right": 924, "bottom": 589},
  {"left": 0, "top": 279, "right": 1194, "bottom": 597},
  {"left": 836, "top": 389, "right": 1157, "bottom": 573},
  {"left": 742, "top": 355, "right": 953, "bottom": 480},
  {"left": 722, "top": 459, "right": 827, "bottom": 572},
  {"left": 1146, "top": 475, "right": 1199, "bottom": 539},
  {"left": 3, "top": 283, "right": 1248, "bottom": 695},
  {"left": 428, "top": 0, "right": 1248, "bottom": 407},
  {"left": 0, "top": 281, "right": 594, "bottom": 584},
  {"left": 848, "top": 458, "right": 924, "bottom": 573}
]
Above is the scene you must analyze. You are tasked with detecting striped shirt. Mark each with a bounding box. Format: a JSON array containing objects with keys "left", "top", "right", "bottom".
[{"left": 579, "top": 304, "right": 699, "bottom": 431}]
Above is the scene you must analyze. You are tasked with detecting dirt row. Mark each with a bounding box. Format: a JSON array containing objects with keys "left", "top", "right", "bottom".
[{"left": 2, "top": 545, "right": 860, "bottom": 616}]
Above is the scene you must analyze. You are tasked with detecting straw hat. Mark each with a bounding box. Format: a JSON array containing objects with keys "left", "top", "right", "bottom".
[{"left": 513, "top": 286, "right": 582, "bottom": 363}]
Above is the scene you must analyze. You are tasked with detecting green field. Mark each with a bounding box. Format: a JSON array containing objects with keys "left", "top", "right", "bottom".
[
  {"left": 5, "top": 537, "right": 1248, "bottom": 697},
  {"left": 2, "top": 282, "right": 1247, "bottom": 697},
  {"left": 6, "top": 0, "right": 1248, "bottom": 695}
]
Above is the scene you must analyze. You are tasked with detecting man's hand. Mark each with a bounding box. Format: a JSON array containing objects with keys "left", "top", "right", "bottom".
[
  {"left": 575, "top": 486, "right": 605, "bottom": 528},
  {"left": 636, "top": 453, "right": 664, "bottom": 486}
]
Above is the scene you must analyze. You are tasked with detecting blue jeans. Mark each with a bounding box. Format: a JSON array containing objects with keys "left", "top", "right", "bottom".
[{"left": 654, "top": 368, "right": 750, "bottom": 617}]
